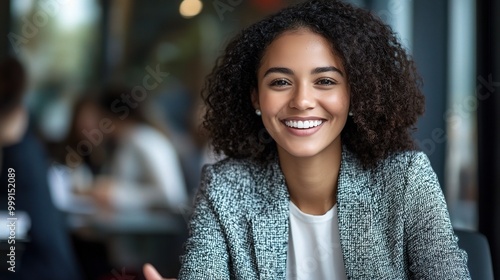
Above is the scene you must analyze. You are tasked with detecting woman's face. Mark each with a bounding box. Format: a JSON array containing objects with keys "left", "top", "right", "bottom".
[
  {"left": 253, "top": 28, "right": 350, "bottom": 159},
  {"left": 75, "top": 102, "right": 101, "bottom": 135}
]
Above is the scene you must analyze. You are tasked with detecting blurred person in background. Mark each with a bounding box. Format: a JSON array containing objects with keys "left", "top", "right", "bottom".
[
  {"left": 48, "top": 94, "right": 113, "bottom": 280},
  {"left": 0, "top": 56, "right": 82, "bottom": 279},
  {"left": 0, "top": 57, "right": 27, "bottom": 149},
  {"left": 48, "top": 85, "right": 190, "bottom": 277},
  {"left": 85, "top": 85, "right": 188, "bottom": 213},
  {"left": 49, "top": 94, "right": 109, "bottom": 209},
  {"left": 57, "top": 94, "right": 108, "bottom": 177},
  {"left": 67, "top": 86, "right": 189, "bottom": 275}
]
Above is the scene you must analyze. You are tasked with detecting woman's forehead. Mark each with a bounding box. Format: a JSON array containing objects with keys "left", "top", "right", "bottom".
[{"left": 258, "top": 29, "right": 344, "bottom": 75}]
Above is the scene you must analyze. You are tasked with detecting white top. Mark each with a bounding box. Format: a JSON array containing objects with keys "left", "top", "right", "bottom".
[
  {"left": 111, "top": 124, "right": 188, "bottom": 211},
  {"left": 286, "top": 201, "right": 347, "bottom": 280}
]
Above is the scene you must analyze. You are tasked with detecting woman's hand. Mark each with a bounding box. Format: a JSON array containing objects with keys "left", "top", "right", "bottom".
[{"left": 143, "top": 263, "right": 176, "bottom": 280}]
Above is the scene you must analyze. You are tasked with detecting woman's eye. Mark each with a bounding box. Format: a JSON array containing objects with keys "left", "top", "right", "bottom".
[
  {"left": 270, "top": 79, "right": 291, "bottom": 87},
  {"left": 316, "top": 78, "right": 337, "bottom": 85}
]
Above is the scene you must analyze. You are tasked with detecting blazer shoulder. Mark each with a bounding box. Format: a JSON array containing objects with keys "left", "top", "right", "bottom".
[
  {"left": 200, "top": 157, "right": 273, "bottom": 202},
  {"left": 367, "top": 150, "right": 436, "bottom": 195},
  {"left": 380, "top": 149, "right": 432, "bottom": 172},
  {"left": 204, "top": 157, "right": 263, "bottom": 176}
]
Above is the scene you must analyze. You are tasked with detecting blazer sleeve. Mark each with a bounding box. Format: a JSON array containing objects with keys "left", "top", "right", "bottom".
[
  {"left": 178, "top": 165, "right": 231, "bottom": 280},
  {"left": 403, "top": 152, "right": 471, "bottom": 279}
]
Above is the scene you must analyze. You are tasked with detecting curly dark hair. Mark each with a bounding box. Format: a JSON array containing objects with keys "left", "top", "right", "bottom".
[{"left": 202, "top": 0, "right": 425, "bottom": 169}]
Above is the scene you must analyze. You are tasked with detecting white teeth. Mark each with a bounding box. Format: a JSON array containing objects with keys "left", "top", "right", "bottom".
[{"left": 285, "top": 120, "right": 323, "bottom": 129}]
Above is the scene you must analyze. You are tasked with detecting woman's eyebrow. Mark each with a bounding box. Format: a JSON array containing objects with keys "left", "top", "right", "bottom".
[
  {"left": 263, "top": 66, "right": 344, "bottom": 77},
  {"left": 311, "top": 66, "right": 344, "bottom": 76},
  {"left": 263, "top": 67, "right": 294, "bottom": 77}
]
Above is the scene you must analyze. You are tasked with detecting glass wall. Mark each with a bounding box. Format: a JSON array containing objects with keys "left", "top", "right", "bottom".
[
  {"left": 10, "top": 0, "right": 102, "bottom": 141},
  {"left": 446, "top": 0, "right": 477, "bottom": 230}
]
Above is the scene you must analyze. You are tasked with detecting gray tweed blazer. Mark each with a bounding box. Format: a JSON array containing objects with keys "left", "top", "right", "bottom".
[{"left": 178, "top": 148, "right": 470, "bottom": 279}]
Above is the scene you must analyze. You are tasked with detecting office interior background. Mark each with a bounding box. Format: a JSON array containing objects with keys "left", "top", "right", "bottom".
[{"left": 0, "top": 0, "right": 498, "bottom": 279}]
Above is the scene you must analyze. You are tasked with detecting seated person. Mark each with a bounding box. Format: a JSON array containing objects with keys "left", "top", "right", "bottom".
[
  {"left": 144, "top": 1, "right": 470, "bottom": 279},
  {"left": 0, "top": 56, "right": 82, "bottom": 280},
  {"left": 86, "top": 86, "right": 189, "bottom": 213}
]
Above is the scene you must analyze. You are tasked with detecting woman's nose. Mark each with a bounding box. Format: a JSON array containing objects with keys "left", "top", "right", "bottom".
[{"left": 289, "top": 84, "right": 315, "bottom": 110}]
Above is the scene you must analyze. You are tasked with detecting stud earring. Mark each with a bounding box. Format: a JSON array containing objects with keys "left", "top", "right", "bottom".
[
  {"left": 255, "top": 109, "right": 262, "bottom": 116},
  {"left": 348, "top": 111, "right": 353, "bottom": 116}
]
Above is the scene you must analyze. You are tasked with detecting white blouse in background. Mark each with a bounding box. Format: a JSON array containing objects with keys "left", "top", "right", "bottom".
[{"left": 111, "top": 124, "right": 188, "bottom": 211}]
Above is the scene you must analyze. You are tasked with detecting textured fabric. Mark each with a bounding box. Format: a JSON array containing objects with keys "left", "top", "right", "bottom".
[
  {"left": 178, "top": 148, "right": 471, "bottom": 279},
  {"left": 286, "top": 202, "right": 346, "bottom": 279}
]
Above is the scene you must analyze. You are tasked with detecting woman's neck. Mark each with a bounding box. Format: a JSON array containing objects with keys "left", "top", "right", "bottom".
[{"left": 278, "top": 140, "right": 342, "bottom": 215}]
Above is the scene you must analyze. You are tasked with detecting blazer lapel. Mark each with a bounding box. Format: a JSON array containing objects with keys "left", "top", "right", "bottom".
[
  {"left": 248, "top": 159, "right": 289, "bottom": 280},
  {"left": 249, "top": 213, "right": 288, "bottom": 280},
  {"left": 337, "top": 148, "right": 377, "bottom": 278}
]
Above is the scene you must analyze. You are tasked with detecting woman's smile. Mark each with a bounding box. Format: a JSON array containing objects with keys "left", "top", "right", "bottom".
[{"left": 281, "top": 117, "right": 326, "bottom": 136}]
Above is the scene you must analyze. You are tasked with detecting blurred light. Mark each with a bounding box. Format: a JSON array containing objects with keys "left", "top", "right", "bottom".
[
  {"left": 179, "top": 0, "right": 203, "bottom": 19},
  {"left": 56, "top": 0, "right": 100, "bottom": 31},
  {"left": 10, "top": 0, "right": 34, "bottom": 18}
]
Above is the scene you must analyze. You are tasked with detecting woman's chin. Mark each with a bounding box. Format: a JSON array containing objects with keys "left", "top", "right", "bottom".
[{"left": 278, "top": 145, "right": 323, "bottom": 159}]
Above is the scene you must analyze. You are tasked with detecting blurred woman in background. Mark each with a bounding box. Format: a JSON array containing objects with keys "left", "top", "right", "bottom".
[
  {"left": 87, "top": 86, "right": 188, "bottom": 213},
  {"left": 83, "top": 86, "right": 190, "bottom": 273}
]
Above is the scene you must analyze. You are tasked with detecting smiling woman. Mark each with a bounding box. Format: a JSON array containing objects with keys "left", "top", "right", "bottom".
[
  {"left": 253, "top": 30, "right": 349, "bottom": 161},
  {"left": 252, "top": 30, "right": 350, "bottom": 218},
  {"left": 144, "top": 0, "right": 470, "bottom": 279}
]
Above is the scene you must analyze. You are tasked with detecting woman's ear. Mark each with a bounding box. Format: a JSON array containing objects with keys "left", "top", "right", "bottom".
[{"left": 251, "top": 89, "right": 259, "bottom": 110}]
